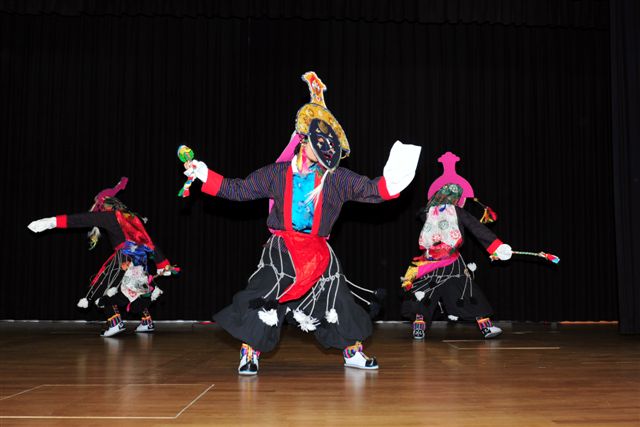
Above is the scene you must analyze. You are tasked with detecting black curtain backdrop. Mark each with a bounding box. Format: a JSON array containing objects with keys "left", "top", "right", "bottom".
[
  {"left": 1, "top": 0, "right": 616, "bottom": 322},
  {"left": 610, "top": 0, "right": 640, "bottom": 334}
]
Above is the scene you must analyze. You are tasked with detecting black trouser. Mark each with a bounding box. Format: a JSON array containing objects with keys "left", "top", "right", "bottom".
[
  {"left": 102, "top": 292, "right": 152, "bottom": 319},
  {"left": 214, "top": 245, "right": 373, "bottom": 353},
  {"left": 401, "top": 275, "right": 493, "bottom": 328}
]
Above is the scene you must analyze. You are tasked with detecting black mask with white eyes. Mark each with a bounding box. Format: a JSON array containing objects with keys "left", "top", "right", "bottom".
[{"left": 308, "top": 118, "right": 342, "bottom": 170}]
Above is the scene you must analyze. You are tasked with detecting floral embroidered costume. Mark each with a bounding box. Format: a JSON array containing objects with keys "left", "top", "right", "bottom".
[
  {"left": 183, "top": 72, "right": 421, "bottom": 374},
  {"left": 28, "top": 178, "right": 178, "bottom": 336},
  {"left": 401, "top": 153, "right": 510, "bottom": 340}
]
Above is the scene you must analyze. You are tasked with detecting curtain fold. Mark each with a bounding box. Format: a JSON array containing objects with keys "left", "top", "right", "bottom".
[{"left": 610, "top": 0, "right": 640, "bottom": 334}]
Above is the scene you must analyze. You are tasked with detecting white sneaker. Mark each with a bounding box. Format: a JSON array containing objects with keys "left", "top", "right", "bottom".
[
  {"left": 238, "top": 355, "right": 259, "bottom": 376},
  {"left": 135, "top": 322, "right": 155, "bottom": 333},
  {"left": 342, "top": 342, "right": 378, "bottom": 370},
  {"left": 482, "top": 325, "right": 503, "bottom": 339},
  {"left": 101, "top": 322, "right": 125, "bottom": 337}
]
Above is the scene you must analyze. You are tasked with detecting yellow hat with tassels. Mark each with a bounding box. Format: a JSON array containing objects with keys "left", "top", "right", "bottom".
[{"left": 295, "top": 72, "right": 350, "bottom": 159}]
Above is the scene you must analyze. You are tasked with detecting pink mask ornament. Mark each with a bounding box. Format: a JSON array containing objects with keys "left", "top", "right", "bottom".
[
  {"left": 269, "top": 132, "right": 305, "bottom": 212},
  {"left": 427, "top": 152, "right": 474, "bottom": 207},
  {"left": 90, "top": 177, "right": 128, "bottom": 212}
]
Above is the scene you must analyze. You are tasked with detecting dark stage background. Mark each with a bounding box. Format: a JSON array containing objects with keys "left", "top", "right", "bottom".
[{"left": 1, "top": 0, "right": 619, "bottom": 322}]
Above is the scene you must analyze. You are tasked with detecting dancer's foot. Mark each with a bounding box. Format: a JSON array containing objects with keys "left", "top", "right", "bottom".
[
  {"left": 477, "top": 317, "right": 502, "bottom": 339},
  {"left": 238, "top": 343, "right": 260, "bottom": 375},
  {"left": 481, "top": 325, "right": 503, "bottom": 339},
  {"left": 101, "top": 314, "right": 125, "bottom": 337},
  {"left": 135, "top": 322, "right": 155, "bottom": 333},
  {"left": 136, "top": 313, "right": 155, "bottom": 333},
  {"left": 412, "top": 314, "right": 426, "bottom": 340},
  {"left": 343, "top": 341, "right": 378, "bottom": 370}
]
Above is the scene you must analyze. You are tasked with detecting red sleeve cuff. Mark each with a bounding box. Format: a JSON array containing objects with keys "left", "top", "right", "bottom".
[
  {"left": 156, "top": 259, "right": 170, "bottom": 269},
  {"left": 56, "top": 215, "right": 68, "bottom": 228},
  {"left": 201, "top": 169, "right": 224, "bottom": 196},
  {"left": 378, "top": 177, "right": 400, "bottom": 200},
  {"left": 487, "top": 239, "right": 503, "bottom": 254}
]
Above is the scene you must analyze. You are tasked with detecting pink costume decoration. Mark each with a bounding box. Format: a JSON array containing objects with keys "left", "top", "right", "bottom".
[
  {"left": 90, "top": 177, "right": 128, "bottom": 212},
  {"left": 417, "top": 253, "right": 460, "bottom": 278},
  {"left": 269, "top": 132, "right": 305, "bottom": 212},
  {"left": 426, "top": 152, "right": 474, "bottom": 207}
]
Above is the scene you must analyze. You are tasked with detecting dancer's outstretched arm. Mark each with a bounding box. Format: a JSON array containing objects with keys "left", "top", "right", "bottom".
[
  {"left": 341, "top": 141, "right": 422, "bottom": 203},
  {"left": 456, "top": 207, "right": 512, "bottom": 261},
  {"left": 185, "top": 159, "right": 281, "bottom": 201}
]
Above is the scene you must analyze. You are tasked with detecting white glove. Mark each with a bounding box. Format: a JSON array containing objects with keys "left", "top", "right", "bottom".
[
  {"left": 184, "top": 159, "right": 209, "bottom": 183},
  {"left": 151, "top": 286, "right": 163, "bottom": 301},
  {"left": 383, "top": 141, "right": 422, "bottom": 195},
  {"left": 494, "top": 244, "right": 513, "bottom": 261},
  {"left": 157, "top": 268, "right": 172, "bottom": 277},
  {"left": 28, "top": 217, "right": 57, "bottom": 233}
]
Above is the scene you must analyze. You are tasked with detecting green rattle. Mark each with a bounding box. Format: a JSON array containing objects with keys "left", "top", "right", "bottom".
[{"left": 177, "top": 145, "right": 196, "bottom": 197}]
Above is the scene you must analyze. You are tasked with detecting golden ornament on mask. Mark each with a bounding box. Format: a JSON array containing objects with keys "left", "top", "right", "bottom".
[
  {"left": 318, "top": 120, "right": 329, "bottom": 134},
  {"left": 295, "top": 103, "right": 349, "bottom": 156}
]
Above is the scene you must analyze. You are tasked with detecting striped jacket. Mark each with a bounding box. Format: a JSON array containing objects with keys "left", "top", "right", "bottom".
[{"left": 201, "top": 161, "right": 398, "bottom": 237}]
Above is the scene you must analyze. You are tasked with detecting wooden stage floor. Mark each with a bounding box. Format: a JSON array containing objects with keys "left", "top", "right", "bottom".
[{"left": 0, "top": 321, "right": 638, "bottom": 426}]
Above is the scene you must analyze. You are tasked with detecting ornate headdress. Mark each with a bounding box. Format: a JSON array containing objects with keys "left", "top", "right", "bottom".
[
  {"left": 427, "top": 152, "right": 474, "bottom": 207},
  {"left": 426, "top": 152, "right": 497, "bottom": 223},
  {"left": 90, "top": 177, "right": 128, "bottom": 212},
  {"left": 87, "top": 177, "right": 129, "bottom": 250},
  {"left": 294, "top": 72, "right": 350, "bottom": 171}
]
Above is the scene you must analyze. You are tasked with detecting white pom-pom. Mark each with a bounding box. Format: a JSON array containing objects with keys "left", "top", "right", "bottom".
[
  {"left": 151, "top": 287, "right": 163, "bottom": 301},
  {"left": 325, "top": 308, "right": 339, "bottom": 324},
  {"left": 467, "top": 263, "right": 477, "bottom": 272},
  {"left": 293, "top": 309, "right": 319, "bottom": 332},
  {"left": 257, "top": 308, "right": 279, "bottom": 326},
  {"left": 106, "top": 287, "right": 118, "bottom": 297},
  {"left": 77, "top": 298, "right": 89, "bottom": 308},
  {"left": 414, "top": 291, "right": 426, "bottom": 301},
  {"left": 448, "top": 314, "right": 459, "bottom": 321}
]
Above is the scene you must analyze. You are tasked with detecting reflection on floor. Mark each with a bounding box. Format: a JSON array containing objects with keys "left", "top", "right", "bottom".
[{"left": 1, "top": 321, "right": 639, "bottom": 426}]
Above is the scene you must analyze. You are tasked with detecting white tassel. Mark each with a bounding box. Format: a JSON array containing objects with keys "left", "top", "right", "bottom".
[
  {"left": 106, "top": 287, "right": 118, "bottom": 297},
  {"left": 77, "top": 298, "right": 89, "bottom": 308},
  {"left": 414, "top": 291, "right": 426, "bottom": 302},
  {"left": 325, "top": 308, "right": 339, "bottom": 324},
  {"left": 258, "top": 308, "right": 279, "bottom": 326},
  {"left": 293, "top": 309, "right": 319, "bottom": 332},
  {"left": 151, "top": 287, "right": 163, "bottom": 301},
  {"left": 467, "top": 262, "right": 477, "bottom": 272},
  {"left": 304, "top": 171, "right": 329, "bottom": 205},
  {"left": 87, "top": 226, "right": 100, "bottom": 240}
]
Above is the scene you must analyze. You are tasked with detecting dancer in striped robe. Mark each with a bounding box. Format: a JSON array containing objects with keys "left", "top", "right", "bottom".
[{"left": 183, "top": 72, "right": 421, "bottom": 374}]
